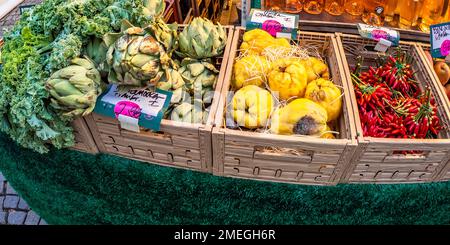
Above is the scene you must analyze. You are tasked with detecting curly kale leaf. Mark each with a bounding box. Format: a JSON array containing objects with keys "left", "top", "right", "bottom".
[
  {"left": 0, "top": 0, "right": 166, "bottom": 153},
  {"left": 0, "top": 26, "right": 75, "bottom": 153},
  {"left": 38, "top": 32, "right": 83, "bottom": 71}
]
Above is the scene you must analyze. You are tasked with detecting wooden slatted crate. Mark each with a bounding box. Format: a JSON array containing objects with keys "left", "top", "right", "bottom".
[
  {"left": 416, "top": 43, "right": 450, "bottom": 182},
  {"left": 212, "top": 27, "right": 358, "bottom": 186},
  {"left": 183, "top": 8, "right": 194, "bottom": 24},
  {"left": 84, "top": 26, "right": 234, "bottom": 173},
  {"left": 70, "top": 118, "right": 99, "bottom": 154},
  {"left": 336, "top": 34, "right": 450, "bottom": 184}
]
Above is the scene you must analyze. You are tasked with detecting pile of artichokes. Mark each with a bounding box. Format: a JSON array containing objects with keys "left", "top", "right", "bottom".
[
  {"left": 158, "top": 58, "right": 219, "bottom": 124},
  {"left": 45, "top": 15, "right": 226, "bottom": 125}
]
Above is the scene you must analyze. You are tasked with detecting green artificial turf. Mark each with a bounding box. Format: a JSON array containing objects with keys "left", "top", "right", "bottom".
[{"left": 0, "top": 133, "right": 449, "bottom": 225}]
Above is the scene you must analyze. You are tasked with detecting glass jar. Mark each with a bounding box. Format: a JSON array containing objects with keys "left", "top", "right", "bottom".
[
  {"left": 304, "top": 0, "right": 325, "bottom": 14},
  {"left": 325, "top": 0, "right": 345, "bottom": 16},
  {"left": 345, "top": 0, "right": 364, "bottom": 16},
  {"left": 361, "top": 0, "right": 388, "bottom": 26}
]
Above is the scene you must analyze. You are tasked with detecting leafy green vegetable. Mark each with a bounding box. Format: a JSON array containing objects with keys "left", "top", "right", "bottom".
[
  {"left": 0, "top": 26, "right": 72, "bottom": 153},
  {"left": 0, "top": 0, "right": 164, "bottom": 153}
]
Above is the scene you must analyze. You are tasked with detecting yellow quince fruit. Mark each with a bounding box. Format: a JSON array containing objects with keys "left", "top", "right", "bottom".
[
  {"left": 270, "top": 98, "right": 328, "bottom": 135},
  {"left": 240, "top": 29, "right": 291, "bottom": 56},
  {"left": 305, "top": 78, "right": 342, "bottom": 122},
  {"left": 232, "top": 85, "right": 274, "bottom": 129},
  {"left": 299, "top": 57, "right": 330, "bottom": 83},
  {"left": 268, "top": 58, "right": 308, "bottom": 101},
  {"left": 233, "top": 55, "right": 271, "bottom": 89}
]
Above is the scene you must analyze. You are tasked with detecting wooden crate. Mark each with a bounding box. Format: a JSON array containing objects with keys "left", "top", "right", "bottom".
[
  {"left": 85, "top": 26, "right": 235, "bottom": 173},
  {"left": 336, "top": 34, "right": 450, "bottom": 184},
  {"left": 212, "top": 27, "right": 358, "bottom": 186},
  {"left": 70, "top": 118, "right": 99, "bottom": 154},
  {"left": 416, "top": 43, "right": 450, "bottom": 182},
  {"left": 183, "top": 8, "right": 194, "bottom": 24}
]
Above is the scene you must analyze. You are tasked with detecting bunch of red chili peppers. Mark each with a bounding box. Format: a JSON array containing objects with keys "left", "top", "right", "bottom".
[{"left": 352, "top": 50, "right": 442, "bottom": 140}]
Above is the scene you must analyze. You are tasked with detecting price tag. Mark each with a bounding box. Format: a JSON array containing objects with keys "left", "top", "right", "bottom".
[
  {"left": 246, "top": 9, "right": 299, "bottom": 40},
  {"left": 430, "top": 22, "right": 450, "bottom": 59},
  {"left": 241, "top": 0, "right": 252, "bottom": 27},
  {"left": 19, "top": 5, "right": 35, "bottom": 15},
  {"left": 357, "top": 23, "right": 400, "bottom": 50},
  {"left": 117, "top": 114, "right": 140, "bottom": 133},
  {"left": 374, "top": 38, "right": 393, "bottom": 52},
  {"left": 94, "top": 84, "right": 172, "bottom": 132}
]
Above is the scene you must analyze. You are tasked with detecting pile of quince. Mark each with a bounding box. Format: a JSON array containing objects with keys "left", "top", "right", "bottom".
[{"left": 229, "top": 29, "right": 343, "bottom": 138}]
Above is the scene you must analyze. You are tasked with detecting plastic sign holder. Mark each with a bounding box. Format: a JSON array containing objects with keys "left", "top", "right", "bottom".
[
  {"left": 430, "top": 22, "right": 450, "bottom": 61},
  {"left": 94, "top": 84, "right": 172, "bottom": 132},
  {"left": 357, "top": 23, "right": 400, "bottom": 52}
]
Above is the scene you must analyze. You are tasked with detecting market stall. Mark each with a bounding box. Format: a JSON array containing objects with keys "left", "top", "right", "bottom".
[{"left": 1, "top": 0, "right": 450, "bottom": 191}]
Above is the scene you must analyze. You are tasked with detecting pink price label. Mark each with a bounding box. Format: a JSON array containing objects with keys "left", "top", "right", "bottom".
[
  {"left": 262, "top": 20, "right": 283, "bottom": 37},
  {"left": 441, "top": 40, "right": 450, "bottom": 57},
  {"left": 114, "top": 101, "right": 142, "bottom": 119},
  {"left": 371, "top": 29, "right": 388, "bottom": 41}
]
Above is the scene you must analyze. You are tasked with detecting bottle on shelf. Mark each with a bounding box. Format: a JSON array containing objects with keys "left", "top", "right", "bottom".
[
  {"left": 325, "top": 0, "right": 345, "bottom": 16},
  {"left": 419, "top": 0, "right": 445, "bottom": 32},
  {"left": 285, "top": 0, "right": 304, "bottom": 13},
  {"left": 396, "top": 0, "right": 425, "bottom": 29},
  {"left": 383, "top": 0, "right": 399, "bottom": 27},
  {"left": 264, "top": 0, "right": 287, "bottom": 11},
  {"left": 444, "top": 2, "right": 450, "bottom": 23},
  {"left": 303, "top": 0, "right": 325, "bottom": 14},
  {"left": 361, "top": 0, "right": 388, "bottom": 26},
  {"left": 440, "top": 0, "right": 450, "bottom": 23},
  {"left": 344, "top": 0, "right": 364, "bottom": 16}
]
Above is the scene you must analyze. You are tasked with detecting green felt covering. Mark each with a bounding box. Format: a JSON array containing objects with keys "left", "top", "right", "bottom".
[{"left": 0, "top": 133, "right": 449, "bottom": 225}]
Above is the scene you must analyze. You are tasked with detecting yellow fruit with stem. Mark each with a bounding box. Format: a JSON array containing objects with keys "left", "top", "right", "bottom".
[
  {"left": 232, "top": 85, "right": 274, "bottom": 129},
  {"left": 305, "top": 78, "right": 342, "bottom": 122},
  {"left": 240, "top": 29, "right": 291, "bottom": 56},
  {"left": 299, "top": 57, "right": 330, "bottom": 83},
  {"left": 270, "top": 98, "right": 328, "bottom": 136},
  {"left": 268, "top": 58, "right": 308, "bottom": 101},
  {"left": 233, "top": 55, "right": 271, "bottom": 89}
]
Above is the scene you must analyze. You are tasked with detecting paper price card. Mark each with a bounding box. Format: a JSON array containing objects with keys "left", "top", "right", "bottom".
[
  {"left": 430, "top": 22, "right": 450, "bottom": 58},
  {"left": 246, "top": 9, "right": 299, "bottom": 39},
  {"left": 94, "top": 84, "right": 172, "bottom": 132}
]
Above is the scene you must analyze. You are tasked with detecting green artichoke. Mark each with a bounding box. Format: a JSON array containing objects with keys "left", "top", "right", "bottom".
[
  {"left": 179, "top": 58, "right": 218, "bottom": 96},
  {"left": 143, "top": 0, "right": 166, "bottom": 19},
  {"left": 156, "top": 68, "right": 187, "bottom": 104},
  {"left": 45, "top": 58, "right": 102, "bottom": 118},
  {"left": 104, "top": 21, "right": 172, "bottom": 87},
  {"left": 170, "top": 101, "right": 204, "bottom": 124},
  {"left": 177, "top": 17, "right": 227, "bottom": 59},
  {"left": 85, "top": 37, "right": 109, "bottom": 77},
  {"left": 158, "top": 58, "right": 219, "bottom": 124},
  {"left": 148, "top": 17, "right": 178, "bottom": 55}
]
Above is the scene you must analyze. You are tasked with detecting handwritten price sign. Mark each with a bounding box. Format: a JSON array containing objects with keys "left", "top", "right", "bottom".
[
  {"left": 94, "top": 84, "right": 172, "bottom": 132},
  {"left": 247, "top": 9, "right": 298, "bottom": 39},
  {"left": 430, "top": 22, "right": 450, "bottom": 58}
]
